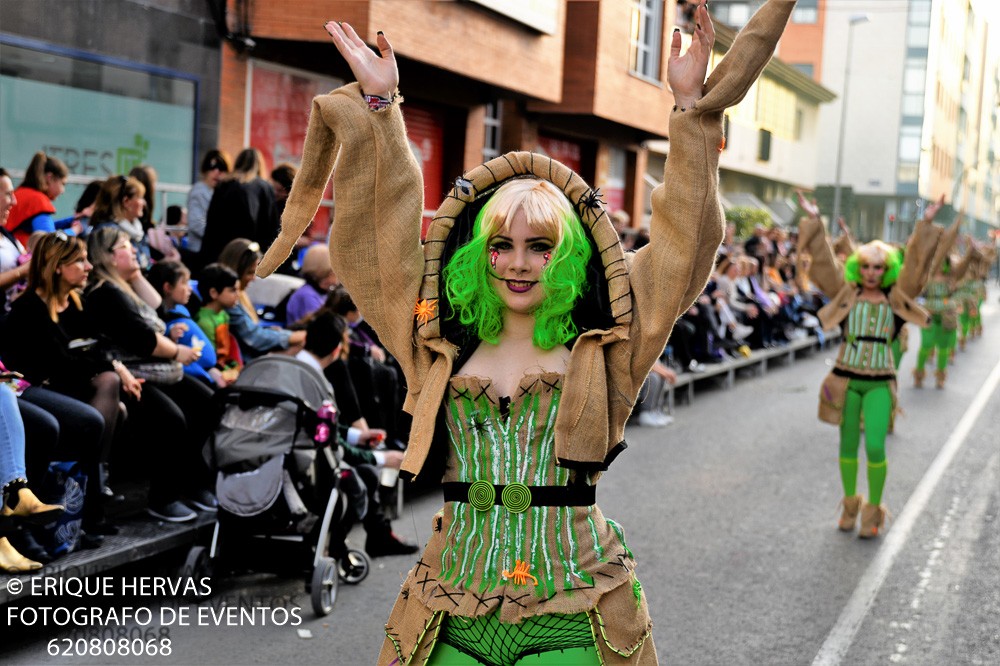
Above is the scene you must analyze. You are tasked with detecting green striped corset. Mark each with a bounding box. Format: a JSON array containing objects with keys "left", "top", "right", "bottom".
[
  {"left": 438, "top": 372, "right": 633, "bottom": 605},
  {"left": 836, "top": 300, "right": 895, "bottom": 374},
  {"left": 923, "top": 279, "right": 953, "bottom": 313}
]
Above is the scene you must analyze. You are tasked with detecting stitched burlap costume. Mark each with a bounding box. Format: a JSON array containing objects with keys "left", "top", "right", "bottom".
[
  {"left": 259, "top": 3, "right": 795, "bottom": 662},
  {"left": 797, "top": 216, "right": 939, "bottom": 424}
]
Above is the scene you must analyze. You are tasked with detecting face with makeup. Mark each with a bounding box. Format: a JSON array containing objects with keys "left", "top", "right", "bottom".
[
  {"left": 488, "top": 208, "right": 554, "bottom": 315},
  {"left": 859, "top": 258, "right": 886, "bottom": 290}
]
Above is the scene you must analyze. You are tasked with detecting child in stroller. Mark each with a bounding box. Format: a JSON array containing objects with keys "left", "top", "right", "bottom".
[{"left": 205, "top": 312, "right": 387, "bottom": 615}]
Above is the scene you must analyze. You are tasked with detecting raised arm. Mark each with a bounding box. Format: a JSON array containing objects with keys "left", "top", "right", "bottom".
[
  {"left": 795, "top": 192, "right": 845, "bottom": 298},
  {"left": 895, "top": 195, "right": 945, "bottom": 298},
  {"left": 629, "top": 0, "right": 794, "bottom": 376},
  {"left": 257, "top": 23, "right": 424, "bottom": 376},
  {"left": 950, "top": 232, "right": 981, "bottom": 284}
]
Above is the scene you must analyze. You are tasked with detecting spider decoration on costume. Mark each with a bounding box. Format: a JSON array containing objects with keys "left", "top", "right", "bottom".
[
  {"left": 414, "top": 298, "right": 438, "bottom": 326},
  {"left": 577, "top": 188, "right": 605, "bottom": 215}
]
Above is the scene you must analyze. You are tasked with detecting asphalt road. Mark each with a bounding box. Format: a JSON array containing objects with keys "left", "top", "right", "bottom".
[{"left": 4, "top": 293, "right": 999, "bottom": 666}]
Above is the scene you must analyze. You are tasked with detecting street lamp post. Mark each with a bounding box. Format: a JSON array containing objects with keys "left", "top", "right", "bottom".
[{"left": 831, "top": 14, "right": 869, "bottom": 231}]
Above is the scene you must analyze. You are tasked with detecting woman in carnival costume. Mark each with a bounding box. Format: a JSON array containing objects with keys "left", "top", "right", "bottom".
[
  {"left": 796, "top": 193, "right": 943, "bottom": 539},
  {"left": 258, "top": 2, "right": 795, "bottom": 663},
  {"left": 956, "top": 239, "right": 994, "bottom": 349},
  {"left": 913, "top": 216, "right": 979, "bottom": 389}
]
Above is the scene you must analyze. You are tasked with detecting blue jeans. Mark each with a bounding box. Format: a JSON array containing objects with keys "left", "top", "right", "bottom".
[{"left": 0, "top": 383, "right": 27, "bottom": 488}]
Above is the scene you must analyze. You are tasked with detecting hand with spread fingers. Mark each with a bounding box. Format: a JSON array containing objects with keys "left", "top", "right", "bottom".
[
  {"left": 922, "top": 194, "right": 945, "bottom": 223},
  {"left": 324, "top": 21, "right": 398, "bottom": 98},
  {"left": 668, "top": 2, "right": 715, "bottom": 108},
  {"left": 797, "top": 191, "right": 821, "bottom": 220}
]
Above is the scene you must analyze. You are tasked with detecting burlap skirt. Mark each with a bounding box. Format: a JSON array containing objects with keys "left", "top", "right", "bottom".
[{"left": 377, "top": 573, "right": 656, "bottom": 665}]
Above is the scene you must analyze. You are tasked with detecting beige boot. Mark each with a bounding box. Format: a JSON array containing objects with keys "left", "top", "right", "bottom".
[
  {"left": 0, "top": 536, "right": 42, "bottom": 572},
  {"left": 935, "top": 369, "right": 947, "bottom": 389},
  {"left": 838, "top": 495, "right": 863, "bottom": 532},
  {"left": 858, "top": 502, "right": 887, "bottom": 539},
  {"left": 2, "top": 480, "right": 64, "bottom": 525},
  {"left": 958, "top": 336, "right": 966, "bottom": 351},
  {"left": 913, "top": 368, "right": 925, "bottom": 388}
]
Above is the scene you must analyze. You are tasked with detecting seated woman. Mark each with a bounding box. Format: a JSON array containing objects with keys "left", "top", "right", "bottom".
[
  {"left": 84, "top": 226, "right": 217, "bottom": 521},
  {"left": 4, "top": 152, "right": 80, "bottom": 246},
  {"left": 0, "top": 381, "right": 65, "bottom": 572},
  {"left": 216, "top": 238, "right": 305, "bottom": 358},
  {"left": 2, "top": 232, "right": 129, "bottom": 538}
]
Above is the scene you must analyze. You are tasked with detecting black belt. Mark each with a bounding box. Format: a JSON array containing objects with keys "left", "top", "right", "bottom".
[
  {"left": 442, "top": 481, "right": 596, "bottom": 513},
  {"left": 848, "top": 335, "right": 889, "bottom": 343}
]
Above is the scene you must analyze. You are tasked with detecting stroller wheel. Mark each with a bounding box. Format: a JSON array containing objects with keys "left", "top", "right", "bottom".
[
  {"left": 310, "top": 556, "right": 339, "bottom": 616},
  {"left": 339, "top": 549, "right": 370, "bottom": 585},
  {"left": 180, "top": 546, "right": 213, "bottom": 600}
]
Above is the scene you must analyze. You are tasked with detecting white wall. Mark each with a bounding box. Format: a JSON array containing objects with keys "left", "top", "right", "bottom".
[{"left": 815, "top": 2, "right": 908, "bottom": 196}]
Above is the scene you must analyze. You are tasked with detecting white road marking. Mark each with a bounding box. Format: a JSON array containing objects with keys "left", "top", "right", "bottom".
[{"left": 812, "top": 356, "right": 1000, "bottom": 666}]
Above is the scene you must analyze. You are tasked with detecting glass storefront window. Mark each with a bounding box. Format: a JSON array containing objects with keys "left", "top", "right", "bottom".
[{"left": 0, "top": 39, "right": 197, "bottom": 218}]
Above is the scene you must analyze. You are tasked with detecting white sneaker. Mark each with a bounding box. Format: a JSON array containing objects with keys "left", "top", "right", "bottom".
[
  {"left": 638, "top": 411, "right": 667, "bottom": 427},
  {"left": 687, "top": 360, "right": 706, "bottom": 373},
  {"left": 656, "top": 413, "right": 675, "bottom": 426},
  {"left": 732, "top": 324, "right": 754, "bottom": 341}
]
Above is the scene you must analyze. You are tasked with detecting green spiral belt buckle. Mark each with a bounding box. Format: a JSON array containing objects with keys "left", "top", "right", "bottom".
[
  {"left": 467, "top": 480, "right": 495, "bottom": 512},
  {"left": 501, "top": 483, "right": 532, "bottom": 514}
]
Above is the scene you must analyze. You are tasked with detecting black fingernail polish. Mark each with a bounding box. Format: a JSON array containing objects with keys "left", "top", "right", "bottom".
[
  {"left": 377, "top": 30, "right": 384, "bottom": 36},
  {"left": 697, "top": 23, "right": 701, "bottom": 29},
  {"left": 674, "top": 28, "right": 680, "bottom": 33}
]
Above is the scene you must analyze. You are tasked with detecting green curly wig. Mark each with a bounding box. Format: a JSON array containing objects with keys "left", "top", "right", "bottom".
[
  {"left": 442, "top": 180, "right": 592, "bottom": 350},
  {"left": 844, "top": 240, "right": 902, "bottom": 288}
]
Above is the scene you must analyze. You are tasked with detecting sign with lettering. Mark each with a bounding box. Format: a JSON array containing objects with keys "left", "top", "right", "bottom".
[{"left": 0, "top": 75, "right": 194, "bottom": 217}]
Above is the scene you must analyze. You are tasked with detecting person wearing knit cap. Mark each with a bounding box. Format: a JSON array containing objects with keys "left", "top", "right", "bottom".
[
  {"left": 796, "top": 192, "right": 944, "bottom": 540},
  {"left": 286, "top": 244, "right": 338, "bottom": 325},
  {"left": 258, "top": 2, "right": 795, "bottom": 663}
]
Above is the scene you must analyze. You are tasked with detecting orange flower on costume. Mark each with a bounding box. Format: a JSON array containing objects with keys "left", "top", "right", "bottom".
[
  {"left": 501, "top": 560, "right": 538, "bottom": 587},
  {"left": 413, "top": 298, "right": 438, "bottom": 326}
]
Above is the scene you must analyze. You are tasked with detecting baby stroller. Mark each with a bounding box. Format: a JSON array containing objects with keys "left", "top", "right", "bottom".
[{"left": 204, "top": 355, "right": 370, "bottom": 616}]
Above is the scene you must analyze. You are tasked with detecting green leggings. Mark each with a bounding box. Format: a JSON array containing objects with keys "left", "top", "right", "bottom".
[
  {"left": 891, "top": 337, "right": 903, "bottom": 369},
  {"left": 427, "top": 612, "right": 602, "bottom": 666},
  {"left": 960, "top": 302, "right": 982, "bottom": 337},
  {"left": 916, "top": 315, "right": 955, "bottom": 372},
  {"left": 839, "top": 379, "right": 891, "bottom": 505}
]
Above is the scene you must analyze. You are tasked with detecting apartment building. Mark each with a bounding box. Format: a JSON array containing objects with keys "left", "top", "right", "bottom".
[
  {"left": 215, "top": 0, "right": 694, "bottom": 235},
  {"left": 647, "top": 4, "right": 835, "bottom": 228},
  {"left": 717, "top": 0, "right": 999, "bottom": 241},
  {"left": 0, "top": 0, "right": 688, "bottom": 233}
]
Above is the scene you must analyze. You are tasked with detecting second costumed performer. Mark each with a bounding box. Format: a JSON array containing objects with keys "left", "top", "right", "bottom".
[
  {"left": 796, "top": 194, "right": 943, "bottom": 539},
  {"left": 257, "top": 2, "right": 794, "bottom": 663}
]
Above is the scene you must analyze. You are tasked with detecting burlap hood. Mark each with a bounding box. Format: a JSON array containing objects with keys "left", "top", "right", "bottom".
[{"left": 418, "top": 153, "right": 629, "bottom": 366}]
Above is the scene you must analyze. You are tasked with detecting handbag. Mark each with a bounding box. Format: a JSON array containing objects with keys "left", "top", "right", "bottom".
[
  {"left": 124, "top": 360, "right": 184, "bottom": 385},
  {"left": 36, "top": 461, "right": 88, "bottom": 557}
]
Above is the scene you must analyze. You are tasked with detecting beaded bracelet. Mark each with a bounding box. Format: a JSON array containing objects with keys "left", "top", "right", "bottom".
[{"left": 363, "top": 92, "right": 397, "bottom": 111}]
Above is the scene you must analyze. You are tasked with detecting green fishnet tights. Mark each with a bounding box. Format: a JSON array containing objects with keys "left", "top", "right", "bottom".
[{"left": 427, "top": 611, "right": 601, "bottom": 666}]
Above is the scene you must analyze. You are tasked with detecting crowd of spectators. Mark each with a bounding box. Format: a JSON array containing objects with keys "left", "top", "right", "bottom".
[
  {"left": 0, "top": 148, "right": 416, "bottom": 571},
  {"left": 629, "top": 219, "right": 831, "bottom": 428}
]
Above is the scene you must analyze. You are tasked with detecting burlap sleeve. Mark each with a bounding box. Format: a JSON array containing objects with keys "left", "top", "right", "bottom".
[
  {"left": 895, "top": 216, "right": 943, "bottom": 298},
  {"left": 627, "top": 0, "right": 795, "bottom": 384},
  {"left": 950, "top": 243, "right": 980, "bottom": 285},
  {"left": 257, "top": 83, "right": 425, "bottom": 384},
  {"left": 797, "top": 216, "right": 846, "bottom": 299},
  {"left": 928, "top": 216, "right": 961, "bottom": 286}
]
